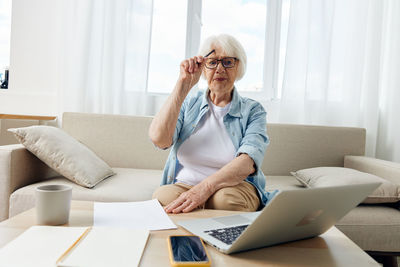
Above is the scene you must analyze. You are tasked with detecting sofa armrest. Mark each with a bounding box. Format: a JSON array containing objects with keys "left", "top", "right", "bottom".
[
  {"left": 0, "top": 144, "right": 58, "bottom": 221},
  {"left": 344, "top": 155, "right": 400, "bottom": 185}
]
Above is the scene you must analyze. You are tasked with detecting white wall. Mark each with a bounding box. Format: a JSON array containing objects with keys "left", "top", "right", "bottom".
[{"left": 0, "top": 0, "right": 61, "bottom": 116}]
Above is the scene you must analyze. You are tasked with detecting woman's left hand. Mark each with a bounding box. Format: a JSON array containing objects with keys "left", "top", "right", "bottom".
[{"left": 164, "top": 183, "right": 213, "bottom": 214}]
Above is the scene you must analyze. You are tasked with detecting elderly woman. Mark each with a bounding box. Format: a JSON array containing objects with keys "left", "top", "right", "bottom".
[{"left": 149, "top": 34, "right": 274, "bottom": 214}]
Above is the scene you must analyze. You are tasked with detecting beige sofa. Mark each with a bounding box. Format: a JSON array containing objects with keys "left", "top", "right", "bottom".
[{"left": 1, "top": 112, "right": 399, "bottom": 264}]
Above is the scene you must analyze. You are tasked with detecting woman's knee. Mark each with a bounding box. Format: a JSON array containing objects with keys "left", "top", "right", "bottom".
[
  {"left": 206, "top": 184, "right": 260, "bottom": 211},
  {"left": 152, "top": 184, "right": 188, "bottom": 206},
  {"left": 206, "top": 188, "right": 245, "bottom": 211}
]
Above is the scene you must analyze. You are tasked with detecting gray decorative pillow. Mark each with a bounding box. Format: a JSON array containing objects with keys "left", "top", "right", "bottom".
[
  {"left": 291, "top": 167, "right": 400, "bottom": 204},
  {"left": 9, "top": 126, "right": 115, "bottom": 188}
]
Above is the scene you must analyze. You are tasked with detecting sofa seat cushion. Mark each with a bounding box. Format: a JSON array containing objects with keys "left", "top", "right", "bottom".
[
  {"left": 336, "top": 205, "right": 400, "bottom": 252},
  {"left": 9, "top": 168, "right": 162, "bottom": 218}
]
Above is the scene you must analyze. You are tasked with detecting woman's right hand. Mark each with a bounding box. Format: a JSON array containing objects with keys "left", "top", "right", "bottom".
[{"left": 179, "top": 56, "right": 204, "bottom": 91}]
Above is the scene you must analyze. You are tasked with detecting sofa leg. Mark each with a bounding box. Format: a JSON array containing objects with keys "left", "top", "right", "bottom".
[
  {"left": 369, "top": 254, "right": 398, "bottom": 267},
  {"left": 381, "top": 256, "right": 398, "bottom": 267}
]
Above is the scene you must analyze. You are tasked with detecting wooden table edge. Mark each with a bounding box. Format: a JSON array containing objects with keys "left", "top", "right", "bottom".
[{"left": 0, "top": 114, "right": 57, "bottom": 120}]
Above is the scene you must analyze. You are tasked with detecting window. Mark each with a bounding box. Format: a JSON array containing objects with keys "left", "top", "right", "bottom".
[
  {"left": 198, "top": 0, "right": 267, "bottom": 92},
  {"left": 0, "top": 0, "right": 12, "bottom": 83},
  {"left": 146, "top": 0, "right": 289, "bottom": 99},
  {"left": 147, "top": 0, "right": 187, "bottom": 94},
  {"left": 276, "top": 0, "right": 290, "bottom": 99}
]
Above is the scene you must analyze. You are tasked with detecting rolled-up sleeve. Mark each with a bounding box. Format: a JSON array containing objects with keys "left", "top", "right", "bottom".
[
  {"left": 171, "top": 96, "right": 188, "bottom": 145},
  {"left": 235, "top": 103, "right": 269, "bottom": 173}
]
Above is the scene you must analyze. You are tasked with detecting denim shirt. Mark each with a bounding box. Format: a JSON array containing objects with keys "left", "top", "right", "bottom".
[{"left": 160, "top": 88, "right": 276, "bottom": 208}]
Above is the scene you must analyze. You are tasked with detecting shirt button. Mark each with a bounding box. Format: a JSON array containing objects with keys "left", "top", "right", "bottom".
[
  {"left": 172, "top": 156, "right": 176, "bottom": 160},
  {"left": 232, "top": 132, "right": 235, "bottom": 136},
  {"left": 192, "top": 124, "right": 196, "bottom": 128}
]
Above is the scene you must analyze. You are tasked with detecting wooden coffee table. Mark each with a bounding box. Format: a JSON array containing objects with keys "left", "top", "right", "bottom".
[{"left": 0, "top": 201, "right": 379, "bottom": 266}]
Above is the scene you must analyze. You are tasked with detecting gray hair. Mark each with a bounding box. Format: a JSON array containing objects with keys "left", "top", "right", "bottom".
[{"left": 199, "top": 34, "right": 247, "bottom": 81}]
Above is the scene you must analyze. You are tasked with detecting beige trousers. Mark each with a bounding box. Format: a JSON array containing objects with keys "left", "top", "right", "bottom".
[{"left": 152, "top": 182, "right": 260, "bottom": 212}]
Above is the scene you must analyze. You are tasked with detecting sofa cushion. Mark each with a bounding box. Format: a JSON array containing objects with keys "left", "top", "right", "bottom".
[
  {"left": 265, "top": 175, "right": 304, "bottom": 192},
  {"left": 9, "top": 174, "right": 302, "bottom": 218},
  {"left": 337, "top": 205, "right": 400, "bottom": 252},
  {"left": 291, "top": 167, "right": 400, "bottom": 204},
  {"left": 9, "top": 168, "right": 162, "bottom": 218},
  {"left": 8, "top": 126, "right": 115, "bottom": 188},
  {"left": 62, "top": 113, "right": 169, "bottom": 170}
]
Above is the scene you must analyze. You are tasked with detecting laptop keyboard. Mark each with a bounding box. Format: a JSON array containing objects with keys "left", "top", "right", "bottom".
[{"left": 204, "top": 224, "right": 249, "bottom": 245}]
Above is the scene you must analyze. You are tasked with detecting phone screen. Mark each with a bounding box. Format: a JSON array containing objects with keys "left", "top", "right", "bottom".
[{"left": 170, "top": 236, "right": 208, "bottom": 262}]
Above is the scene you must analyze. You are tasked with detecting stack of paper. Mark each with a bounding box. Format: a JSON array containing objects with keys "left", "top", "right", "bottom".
[{"left": 0, "top": 226, "right": 149, "bottom": 267}]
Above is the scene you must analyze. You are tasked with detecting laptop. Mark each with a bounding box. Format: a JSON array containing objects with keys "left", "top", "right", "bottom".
[{"left": 178, "top": 183, "right": 380, "bottom": 254}]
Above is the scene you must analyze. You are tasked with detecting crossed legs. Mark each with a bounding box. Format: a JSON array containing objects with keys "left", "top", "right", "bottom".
[{"left": 152, "top": 181, "right": 260, "bottom": 212}]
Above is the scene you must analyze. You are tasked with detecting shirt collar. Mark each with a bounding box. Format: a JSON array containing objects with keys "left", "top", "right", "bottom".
[
  {"left": 228, "top": 87, "right": 241, "bottom": 117},
  {"left": 200, "top": 87, "right": 241, "bottom": 118}
]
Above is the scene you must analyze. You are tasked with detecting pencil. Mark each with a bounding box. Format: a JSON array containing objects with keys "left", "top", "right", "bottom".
[
  {"left": 195, "top": 49, "right": 215, "bottom": 67},
  {"left": 56, "top": 226, "right": 92, "bottom": 265},
  {"left": 204, "top": 49, "right": 215, "bottom": 58}
]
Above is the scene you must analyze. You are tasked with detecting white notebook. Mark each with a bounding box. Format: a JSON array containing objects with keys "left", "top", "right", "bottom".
[{"left": 0, "top": 226, "right": 149, "bottom": 267}]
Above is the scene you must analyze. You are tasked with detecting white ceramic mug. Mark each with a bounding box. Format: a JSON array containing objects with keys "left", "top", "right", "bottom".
[{"left": 35, "top": 184, "right": 72, "bottom": 225}]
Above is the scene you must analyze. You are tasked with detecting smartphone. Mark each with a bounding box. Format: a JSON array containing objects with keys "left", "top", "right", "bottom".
[{"left": 167, "top": 235, "right": 211, "bottom": 267}]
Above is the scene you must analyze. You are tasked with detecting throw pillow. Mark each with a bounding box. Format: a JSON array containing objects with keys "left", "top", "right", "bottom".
[
  {"left": 291, "top": 167, "right": 400, "bottom": 204},
  {"left": 9, "top": 126, "right": 115, "bottom": 188}
]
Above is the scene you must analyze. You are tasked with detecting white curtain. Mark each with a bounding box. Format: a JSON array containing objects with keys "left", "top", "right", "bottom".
[
  {"left": 277, "top": 0, "right": 400, "bottom": 161},
  {"left": 55, "top": 0, "right": 400, "bottom": 162},
  {"left": 376, "top": 1, "right": 400, "bottom": 162},
  {"left": 58, "top": 0, "right": 154, "bottom": 116}
]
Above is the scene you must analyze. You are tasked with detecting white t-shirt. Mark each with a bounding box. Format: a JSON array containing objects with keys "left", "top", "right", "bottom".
[{"left": 175, "top": 99, "right": 236, "bottom": 186}]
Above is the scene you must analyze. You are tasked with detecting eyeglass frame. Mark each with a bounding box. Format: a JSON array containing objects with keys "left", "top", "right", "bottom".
[{"left": 204, "top": 57, "right": 238, "bottom": 69}]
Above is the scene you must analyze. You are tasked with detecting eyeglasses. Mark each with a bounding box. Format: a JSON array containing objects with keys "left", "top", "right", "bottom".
[{"left": 205, "top": 57, "right": 238, "bottom": 69}]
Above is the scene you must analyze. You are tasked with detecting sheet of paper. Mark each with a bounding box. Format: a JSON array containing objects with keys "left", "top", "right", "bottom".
[
  {"left": 0, "top": 226, "right": 86, "bottom": 267},
  {"left": 60, "top": 227, "right": 149, "bottom": 267},
  {"left": 94, "top": 199, "right": 177, "bottom": 230}
]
